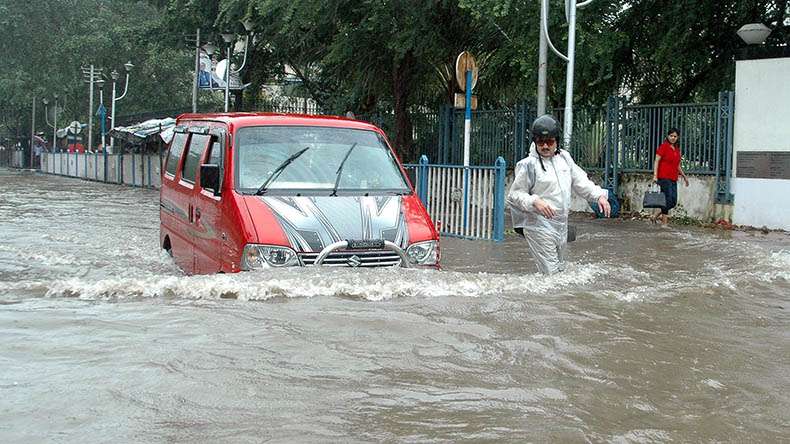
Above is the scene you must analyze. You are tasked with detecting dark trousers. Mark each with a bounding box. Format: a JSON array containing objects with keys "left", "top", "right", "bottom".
[{"left": 657, "top": 179, "right": 678, "bottom": 215}]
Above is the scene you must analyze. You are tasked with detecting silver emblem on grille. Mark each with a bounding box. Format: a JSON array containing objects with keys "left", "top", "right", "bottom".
[{"left": 347, "top": 255, "right": 362, "bottom": 267}]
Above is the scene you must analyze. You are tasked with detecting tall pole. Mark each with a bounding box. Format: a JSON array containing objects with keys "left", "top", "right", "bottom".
[
  {"left": 53, "top": 97, "right": 58, "bottom": 153},
  {"left": 192, "top": 28, "right": 200, "bottom": 113},
  {"left": 87, "top": 65, "right": 95, "bottom": 153},
  {"left": 30, "top": 96, "right": 36, "bottom": 168},
  {"left": 109, "top": 66, "right": 131, "bottom": 153},
  {"left": 563, "top": 0, "right": 577, "bottom": 148},
  {"left": 463, "top": 69, "right": 472, "bottom": 167},
  {"left": 224, "top": 44, "right": 231, "bottom": 112},
  {"left": 537, "top": 0, "right": 548, "bottom": 115},
  {"left": 110, "top": 77, "right": 117, "bottom": 152},
  {"left": 98, "top": 88, "right": 105, "bottom": 149}
]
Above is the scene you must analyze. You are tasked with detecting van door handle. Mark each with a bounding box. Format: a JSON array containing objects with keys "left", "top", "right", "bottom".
[{"left": 188, "top": 204, "right": 193, "bottom": 223}]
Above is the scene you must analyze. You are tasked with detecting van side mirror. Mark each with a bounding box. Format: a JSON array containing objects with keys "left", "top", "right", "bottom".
[{"left": 200, "top": 163, "right": 221, "bottom": 196}]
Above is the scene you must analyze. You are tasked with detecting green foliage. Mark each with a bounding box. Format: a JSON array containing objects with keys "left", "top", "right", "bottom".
[{"left": 2, "top": 0, "right": 787, "bottom": 152}]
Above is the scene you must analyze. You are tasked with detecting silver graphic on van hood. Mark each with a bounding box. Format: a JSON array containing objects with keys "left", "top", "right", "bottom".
[{"left": 260, "top": 196, "right": 408, "bottom": 252}]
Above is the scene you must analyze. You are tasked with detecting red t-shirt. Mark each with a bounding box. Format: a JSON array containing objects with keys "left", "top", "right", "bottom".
[{"left": 656, "top": 141, "right": 681, "bottom": 181}]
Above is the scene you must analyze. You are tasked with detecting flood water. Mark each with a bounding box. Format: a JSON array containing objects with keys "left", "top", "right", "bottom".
[{"left": 1, "top": 168, "right": 789, "bottom": 443}]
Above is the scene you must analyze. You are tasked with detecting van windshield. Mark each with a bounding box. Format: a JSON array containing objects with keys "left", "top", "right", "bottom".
[{"left": 235, "top": 126, "right": 410, "bottom": 195}]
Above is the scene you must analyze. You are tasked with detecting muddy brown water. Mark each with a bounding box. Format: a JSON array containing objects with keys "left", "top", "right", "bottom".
[{"left": 1, "top": 169, "right": 789, "bottom": 442}]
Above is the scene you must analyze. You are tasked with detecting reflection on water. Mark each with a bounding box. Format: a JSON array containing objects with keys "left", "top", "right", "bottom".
[{"left": 1, "top": 168, "right": 789, "bottom": 442}]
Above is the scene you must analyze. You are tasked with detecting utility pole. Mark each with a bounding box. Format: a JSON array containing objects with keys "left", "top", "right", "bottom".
[
  {"left": 82, "top": 65, "right": 103, "bottom": 152},
  {"left": 187, "top": 28, "right": 201, "bottom": 113},
  {"left": 30, "top": 96, "right": 36, "bottom": 168},
  {"left": 537, "top": 0, "right": 548, "bottom": 115}
]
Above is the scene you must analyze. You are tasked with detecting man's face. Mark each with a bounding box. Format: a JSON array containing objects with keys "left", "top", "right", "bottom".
[{"left": 535, "top": 136, "right": 557, "bottom": 157}]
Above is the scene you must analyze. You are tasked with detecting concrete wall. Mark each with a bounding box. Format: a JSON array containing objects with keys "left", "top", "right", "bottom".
[
  {"left": 40, "top": 152, "right": 162, "bottom": 189},
  {"left": 507, "top": 170, "right": 720, "bottom": 221},
  {"left": 731, "top": 57, "right": 790, "bottom": 230}
]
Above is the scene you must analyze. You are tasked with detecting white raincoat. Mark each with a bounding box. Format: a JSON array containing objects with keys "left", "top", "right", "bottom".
[{"left": 507, "top": 143, "right": 607, "bottom": 274}]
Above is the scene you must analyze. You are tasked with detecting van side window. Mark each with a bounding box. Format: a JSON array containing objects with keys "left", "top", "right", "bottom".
[
  {"left": 165, "top": 132, "right": 188, "bottom": 177},
  {"left": 182, "top": 134, "right": 211, "bottom": 184},
  {"left": 207, "top": 141, "right": 221, "bottom": 165}
]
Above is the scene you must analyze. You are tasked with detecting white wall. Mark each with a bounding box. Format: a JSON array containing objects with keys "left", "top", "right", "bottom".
[
  {"left": 732, "top": 179, "right": 790, "bottom": 230},
  {"left": 732, "top": 57, "right": 790, "bottom": 230}
]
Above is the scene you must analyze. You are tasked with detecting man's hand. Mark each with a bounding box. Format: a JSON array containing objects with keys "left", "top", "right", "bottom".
[
  {"left": 597, "top": 194, "right": 612, "bottom": 218},
  {"left": 682, "top": 176, "right": 689, "bottom": 187},
  {"left": 533, "top": 198, "right": 557, "bottom": 219}
]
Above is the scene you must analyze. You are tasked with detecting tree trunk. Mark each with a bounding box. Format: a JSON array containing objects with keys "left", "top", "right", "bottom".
[{"left": 392, "top": 51, "right": 416, "bottom": 162}]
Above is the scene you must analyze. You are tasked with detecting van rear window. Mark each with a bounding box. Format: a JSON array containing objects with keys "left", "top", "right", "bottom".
[{"left": 165, "top": 133, "right": 188, "bottom": 177}]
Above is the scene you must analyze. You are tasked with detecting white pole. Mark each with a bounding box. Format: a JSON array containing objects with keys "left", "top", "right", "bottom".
[
  {"left": 53, "top": 98, "right": 58, "bottom": 152},
  {"left": 563, "top": 0, "right": 577, "bottom": 148},
  {"left": 110, "top": 79, "right": 116, "bottom": 152},
  {"left": 87, "top": 65, "right": 94, "bottom": 152},
  {"left": 30, "top": 96, "right": 35, "bottom": 168},
  {"left": 224, "top": 45, "right": 231, "bottom": 112}
]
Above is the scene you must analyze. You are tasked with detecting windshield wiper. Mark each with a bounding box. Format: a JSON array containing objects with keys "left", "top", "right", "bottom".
[
  {"left": 255, "top": 147, "right": 310, "bottom": 195},
  {"left": 329, "top": 143, "right": 357, "bottom": 196}
]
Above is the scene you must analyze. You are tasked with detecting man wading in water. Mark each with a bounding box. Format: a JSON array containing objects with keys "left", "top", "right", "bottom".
[{"left": 507, "top": 115, "right": 611, "bottom": 274}]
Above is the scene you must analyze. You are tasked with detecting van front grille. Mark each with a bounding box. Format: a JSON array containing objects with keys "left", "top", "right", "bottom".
[{"left": 299, "top": 250, "right": 402, "bottom": 267}]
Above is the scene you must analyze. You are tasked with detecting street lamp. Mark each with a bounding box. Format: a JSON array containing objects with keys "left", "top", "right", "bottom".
[
  {"left": 541, "top": 0, "right": 595, "bottom": 148},
  {"left": 220, "top": 19, "right": 255, "bottom": 112},
  {"left": 737, "top": 23, "right": 772, "bottom": 45},
  {"left": 109, "top": 61, "right": 134, "bottom": 152}
]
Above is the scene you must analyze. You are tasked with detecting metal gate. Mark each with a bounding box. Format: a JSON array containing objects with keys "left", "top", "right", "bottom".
[{"left": 405, "top": 156, "right": 506, "bottom": 241}]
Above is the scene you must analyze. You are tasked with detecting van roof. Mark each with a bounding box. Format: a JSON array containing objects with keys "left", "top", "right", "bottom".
[{"left": 175, "top": 112, "right": 381, "bottom": 132}]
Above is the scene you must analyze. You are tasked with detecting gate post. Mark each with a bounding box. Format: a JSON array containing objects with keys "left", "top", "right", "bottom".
[
  {"left": 493, "top": 156, "right": 506, "bottom": 242},
  {"left": 514, "top": 101, "right": 529, "bottom": 165},
  {"left": 715, "top": 91, "right": 735, "bottom": 203},
  {"left": 605, "top": 96, "right": 621, "bottom": 194},
  {"left": 417, "top": 155, "right": 429, "bottom": 205}
]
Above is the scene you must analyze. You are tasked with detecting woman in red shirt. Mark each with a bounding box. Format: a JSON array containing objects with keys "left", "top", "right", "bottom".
[{"left": 651, "top": 128, "right": 689, "bottom": 226}]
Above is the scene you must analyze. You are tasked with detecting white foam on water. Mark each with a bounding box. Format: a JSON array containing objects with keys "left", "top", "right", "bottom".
[
  {"left": 610, "top": 429, "right": 672, "bottom": 444},
  {"left": 702, "top": 378, "right": 725, "bottom": 390},
  {"left": 756, "top": 250, "right": 790, "bottom": 282},
  {"left": 11, "top": 262, "right": 608, "bottom": 302}
]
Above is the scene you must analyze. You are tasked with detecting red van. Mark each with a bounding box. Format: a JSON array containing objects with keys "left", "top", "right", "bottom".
[{"left": 159, "top": 113, "right": 439, "bottom": 274}]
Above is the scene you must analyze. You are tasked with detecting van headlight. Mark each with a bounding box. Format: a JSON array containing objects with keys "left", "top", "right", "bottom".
[
  {"left": 241, "top": 244, "right": 299, "bottom": 269},
  {"left": 406, "top": 240, "right": 438, "bottom": 265}
]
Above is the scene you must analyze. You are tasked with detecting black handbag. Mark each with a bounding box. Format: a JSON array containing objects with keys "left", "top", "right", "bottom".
[{"left": 642, "top": 183, "right": 666, "bottom": 208}]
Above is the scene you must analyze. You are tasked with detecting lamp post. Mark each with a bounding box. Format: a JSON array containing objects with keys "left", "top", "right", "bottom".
[
  {"left": 221, "top": 19, "right": 255, "bottom": 112},
  {"left": 109, "top": 61, "right": 133, "bottom": 152},
  {"left": 541, "top": 0, "right": 594, "bottom": 148},
  {"left": 42, "top": 95, "right": 59, "bottom": 152}
]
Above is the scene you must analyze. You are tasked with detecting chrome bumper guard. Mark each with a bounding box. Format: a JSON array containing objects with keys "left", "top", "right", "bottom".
[{"left": 314, "top": 240, "right": 410, "bottom": 268}]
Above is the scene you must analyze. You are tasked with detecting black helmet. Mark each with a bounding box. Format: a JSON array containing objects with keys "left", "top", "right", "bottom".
[{"left": 531, "top": 114, "right": 561, "bottom": 141}]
